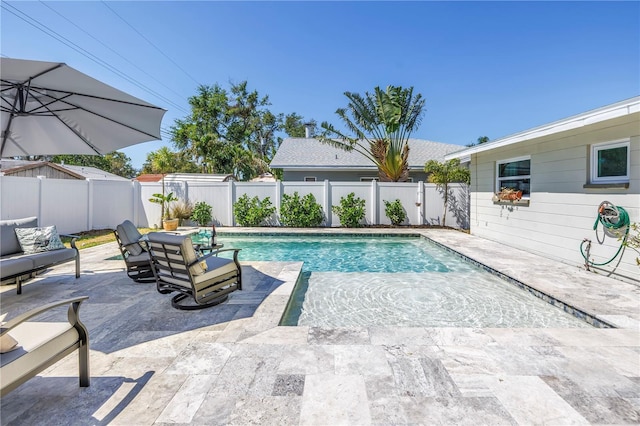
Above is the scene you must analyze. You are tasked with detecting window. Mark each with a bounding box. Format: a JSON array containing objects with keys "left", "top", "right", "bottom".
[
  {"left": 359, "top": 177, "right": 378, "bottom": 182},
  {"left": 496, "top": 156, "right": 531, "bottom": 197},
  {"left": 304, "top": 176, "right": 316, "bottom": 182},
  {"left": 591, "top": 139, "right": 630, "bottom": 183}
]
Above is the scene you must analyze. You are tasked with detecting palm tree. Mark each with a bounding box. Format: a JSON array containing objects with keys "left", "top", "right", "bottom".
[
  {"left": 424, "top": 158, "right": 470, "bottom": 227},
  {"left": 319, "top": 85, "right": 425, "bottom": 182},
  {"left": 148, "top": 146, "right": 176, "bottom": 220}
]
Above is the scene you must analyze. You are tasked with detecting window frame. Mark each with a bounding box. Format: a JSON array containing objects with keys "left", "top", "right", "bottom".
[
  {"left": 495, "top": 155, "right": 531, "bottom": 199},
  {"left": 303, "top": 176, "right": 317, "bottom": 182},
  {"left": 590, "top": 139, "right": 630, "bottom": 184}
]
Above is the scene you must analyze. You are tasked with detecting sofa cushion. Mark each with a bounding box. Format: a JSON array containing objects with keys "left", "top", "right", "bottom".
[
  {"left": 27, "top": 249, "right": 77, "bottom": 269},
  {"left": 0, "top": 257, "right": 35, "bottom": 279},
  {"left": 0, "top": 217, "right": 38, "bottom": 256},
  {"left": 15, "top": 226, "right": 66, "bottom": 254}
]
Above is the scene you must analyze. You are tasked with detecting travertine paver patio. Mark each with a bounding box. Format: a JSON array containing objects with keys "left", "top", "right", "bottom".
[{"left": 1, "top": 229, "right": 638, "bottom": 425}]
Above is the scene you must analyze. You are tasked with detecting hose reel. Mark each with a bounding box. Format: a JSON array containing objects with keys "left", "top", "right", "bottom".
[{"left": 581, "top": 201, "right": 630, "bottom": 269}]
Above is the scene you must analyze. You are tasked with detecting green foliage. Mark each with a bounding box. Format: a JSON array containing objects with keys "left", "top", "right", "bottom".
[
  {"left": 332, "top": 192, "right": 366, "bottom": 227},
  {"left": 233, "top": 194, "right": 276, "bottom": 226},
  {"left": 384, "top": 199, "right": 406, "bottom": 226},
  {"left": 149, "top": 192, "right": 179, "bottom": 220},
  {"left": 280, "top": 192, "right": 324, "bottom": 227},
  {"left": 284, "top": 114, "right": 317, "bottom": 138},
  {"left": 319, "top": 85, "right": 425, "bottom": 182},
  {"left": 424, "top": 158, "right": 470, "bottom": 227},
  {"left": 190, "top": 201, "right": 213, "bottom": 227},
  {"left": 171, "top": 199, "right": 193, "bottom": 225},
  {"left": 621, "top": 222, "right": 640, "bottom": 266}
]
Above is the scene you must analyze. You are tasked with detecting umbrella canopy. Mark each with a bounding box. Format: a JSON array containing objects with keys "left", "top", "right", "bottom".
[{"left": 1, "top": 58, "right": 166, "bottom": 157}]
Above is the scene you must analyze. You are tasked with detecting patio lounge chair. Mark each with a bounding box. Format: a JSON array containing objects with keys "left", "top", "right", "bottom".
[
  {"left": 113, "top": 220, "right": 154, "bottom": 283},
  {"left": 146, "top": 232, "right": 242, "bottom": 310},
  {"left": 0, "top": 296, "right": 90, "bottom": 396}
]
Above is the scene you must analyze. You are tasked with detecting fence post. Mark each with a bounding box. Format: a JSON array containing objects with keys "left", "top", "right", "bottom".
[
  {"left": 417, "top": 181, "right": 424, "bottom": 225},
  {"left": 371, "top": 179, "right": 378, "bottom": 225},
  {"left": 324, "top": 180, "right": 331, "bottom": 227},
  {"left": 37, "top": 176, "right": 45, "bottom": 226},
  {"left": 132, "top": 180, "right": 140, "bottom": 227},
  {"left": 227, "top": 180, "right": 234, "bottom": 226},
  {"left": 87, "top": 179, "right": 94, "bottom": 231}
]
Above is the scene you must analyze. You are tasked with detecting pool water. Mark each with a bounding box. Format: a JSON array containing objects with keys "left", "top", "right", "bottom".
[{"left": 216, "top": 234, "right": 591, "bottom": 328}]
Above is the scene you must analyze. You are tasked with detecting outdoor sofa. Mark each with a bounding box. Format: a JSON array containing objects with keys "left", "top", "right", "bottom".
[{"left": 0, "top": 217, "right": 80, "bottom": 294}]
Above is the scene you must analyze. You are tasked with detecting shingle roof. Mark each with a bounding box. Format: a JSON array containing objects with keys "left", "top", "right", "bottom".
[
  {"left": 0, "top": 160, "right": 129, "bottom": 181},
  {"left": 270, "top": 138, "right": 463, "bottom": 169}
]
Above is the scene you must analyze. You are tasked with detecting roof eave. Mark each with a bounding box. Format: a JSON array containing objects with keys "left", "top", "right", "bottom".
[{"left": 445, "top": 96, "right": 640, "bottom": 160}]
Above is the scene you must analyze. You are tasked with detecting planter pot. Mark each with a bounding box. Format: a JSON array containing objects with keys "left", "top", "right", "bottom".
[{"left": 162, "top": 218, "right": 179, "bottom": 231}]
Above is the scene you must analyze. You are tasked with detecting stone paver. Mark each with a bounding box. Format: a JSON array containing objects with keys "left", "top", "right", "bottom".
[{"left": 1, "top": 229, "right": 638, "bottom": 425}]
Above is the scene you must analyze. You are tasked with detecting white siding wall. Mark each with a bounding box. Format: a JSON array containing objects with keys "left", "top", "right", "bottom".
[{"left": 468, "top": 115, "right": 640, "bottom": 281}]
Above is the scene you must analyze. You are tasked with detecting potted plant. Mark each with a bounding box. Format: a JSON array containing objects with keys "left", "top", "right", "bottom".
[
  {"left": 191, "top": 201, "right": 213, "bottom": 227},
  {"left": 149, "top": 192, "right": 179, "bottom": 230},
  {"left": 171, "top": 199, "right": 193, "bottom": 226}
]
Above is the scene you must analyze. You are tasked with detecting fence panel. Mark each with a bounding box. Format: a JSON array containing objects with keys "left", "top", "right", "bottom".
[
  {"left": 329, "top": 182, "right": 372, "bottom": 226},
  {"left": 91, "top": 180, "right": 136, "bottom": 230},
  {"left": 1, "top": 176, "right": 468, "bottom": 231},
  {"left": 378, "top": 183, "right": 421, "bottom": 225},
  {"left": 0, "top": 176, "right": 40, "bottom": 221},
  {"left": 40, "top": 179, "right": 89, "bottom": 234}
]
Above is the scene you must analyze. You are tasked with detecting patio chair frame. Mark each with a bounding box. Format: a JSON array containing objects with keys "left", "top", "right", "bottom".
[
  {"left": 147, "top": 233, "right": 242, "bottom": 310},
  {"left": 113, "top": 222, "right": 154, "bottom": 283}
]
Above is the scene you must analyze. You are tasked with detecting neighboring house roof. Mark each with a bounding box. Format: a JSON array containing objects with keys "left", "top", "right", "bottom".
[
  {"left": 0, "top": 160, "right": 129, "bottom": 181},
  {"left": 133, "top": 173, "right": 164, "bottom": 182},
  {"left": 270, "top": 138, "right": 462, "bottom": 170},
  {"left": 446, "top": 96, "right": 640, "bottom": 161}
]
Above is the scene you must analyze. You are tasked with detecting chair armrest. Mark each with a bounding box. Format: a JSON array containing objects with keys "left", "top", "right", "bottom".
[
  {"left": 1, "top": 296, "right": 89, "bottom": 335},
  {"left": 187, "top": 248, "right": 241, "bottom": 267},
  {"left": 60, "top": 234, "right": 80, "bottom": 250}
]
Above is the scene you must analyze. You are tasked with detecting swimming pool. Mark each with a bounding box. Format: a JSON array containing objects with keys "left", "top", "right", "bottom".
[{"left": 216, "top": 234, "right": 591, "bottom": 328}]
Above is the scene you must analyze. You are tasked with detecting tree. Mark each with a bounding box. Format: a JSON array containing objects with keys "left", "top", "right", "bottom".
[
  {"left": 319, "top": 85, "right": 425, "bottom": 182},
  {"left": 51, "top": 152, "right": 137, "bottom": 178},
  {"left": 424, "top": 158, "right": 470, "bottom": 227},
  {"left": 145, "top": 146, "right": 180, "bottom": 221},
  {"left": 170, "top": 82, "right": 287, "bottom": 180},
  {"left": 284, "top": 113, "right": 317, "bottom": 138},
  {"left": 466, "top": 135, "right": 490, "bottom": 147}
]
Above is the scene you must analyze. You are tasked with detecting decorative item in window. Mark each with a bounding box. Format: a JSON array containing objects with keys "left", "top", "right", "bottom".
[{"left": 492, "top": 187, "right": 523, "bottom": 202}]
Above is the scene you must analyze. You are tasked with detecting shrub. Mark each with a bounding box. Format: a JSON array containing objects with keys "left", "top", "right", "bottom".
[
  {"left": 233, "top": 194, "right": 276, "bottom": 227},
  {"left": 190, "top": 201, "right": 213, "bottom": 226},
  {"left": 332, "top": 192, "right": 365, "bottom": 227},
  {"left": 171, "top": 199, "right": 193, "bottom": 226},
  {"left": 384, "top": 199, "right": 406, "bottom": 226},
  {"left": 280, "top": 192, "right": 324, "bottom": 227}
]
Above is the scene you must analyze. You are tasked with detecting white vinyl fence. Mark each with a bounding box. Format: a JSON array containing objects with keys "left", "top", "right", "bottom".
[{"left": 0, "top": 176, "right": 469, "bottom": 234}]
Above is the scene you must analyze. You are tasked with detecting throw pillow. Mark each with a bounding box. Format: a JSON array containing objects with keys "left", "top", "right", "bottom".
[
  {"left": 0, "top": 333, "right": 19, "bottom": 353},
  {"left": 14, "top": 226, "right": 66, "bottom": 254}
]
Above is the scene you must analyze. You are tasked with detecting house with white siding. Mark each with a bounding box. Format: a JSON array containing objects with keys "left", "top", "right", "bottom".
[{"left": 445, "top": 97, "right": 639, "bottom": 283}]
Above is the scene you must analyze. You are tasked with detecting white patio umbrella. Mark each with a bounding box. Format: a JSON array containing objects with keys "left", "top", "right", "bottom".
[{"left": 0, "top": 57, "right": 166, "bottom": 157}]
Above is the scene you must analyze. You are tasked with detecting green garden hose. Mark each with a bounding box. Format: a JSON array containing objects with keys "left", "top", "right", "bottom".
[{"left": 580, "top": 201, "right": 630, "bottom": 267}]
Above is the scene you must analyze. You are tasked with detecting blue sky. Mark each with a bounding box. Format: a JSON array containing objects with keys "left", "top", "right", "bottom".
[{"left": 2, "top": 1, "right": 639, "bottom": 170}]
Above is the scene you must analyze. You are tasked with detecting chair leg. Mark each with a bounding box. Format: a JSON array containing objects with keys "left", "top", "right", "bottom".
[
  {"left": 79, "top": 341, "right": 90, "bottom": 388},
  {"left": 16, "top": 275, "right": 21, "bottom": 295},
  {"left": 170, "top": 293, "right": 229, "bottom": 310}
]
